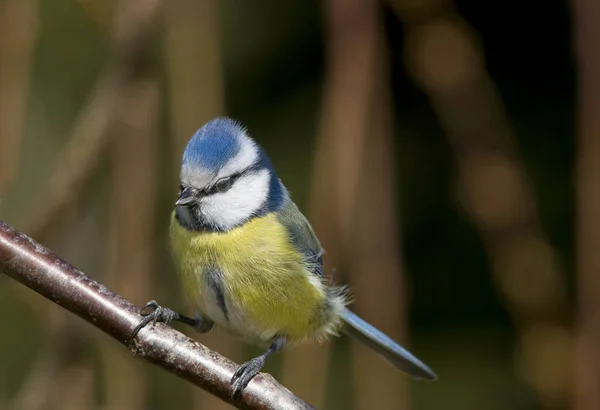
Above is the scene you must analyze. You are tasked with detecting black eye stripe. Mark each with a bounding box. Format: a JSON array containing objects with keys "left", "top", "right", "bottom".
[{"left": 180, "top": 166, "right": 264, "bottom": 197}]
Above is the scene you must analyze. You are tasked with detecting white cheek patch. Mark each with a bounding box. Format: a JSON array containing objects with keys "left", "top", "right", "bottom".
[
  {"left": 216, "top": 135, "right": 259, "bottom": 180},
  {"left": 201, "top": 168, "right": 270, "bottom": 230}
]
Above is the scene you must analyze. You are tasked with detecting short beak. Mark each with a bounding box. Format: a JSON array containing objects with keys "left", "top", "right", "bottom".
[{"left": 175, "top": 187, "right": 196, "bottom": 206}]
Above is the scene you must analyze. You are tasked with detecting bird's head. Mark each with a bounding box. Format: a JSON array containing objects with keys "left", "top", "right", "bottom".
[{"left": 175, "top": 117, "right": 286, "bottom": 232}]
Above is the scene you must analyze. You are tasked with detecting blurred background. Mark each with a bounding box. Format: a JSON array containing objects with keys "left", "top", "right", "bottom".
[{"left": 0, "top": 0, "right": 590, "bottom": 409}]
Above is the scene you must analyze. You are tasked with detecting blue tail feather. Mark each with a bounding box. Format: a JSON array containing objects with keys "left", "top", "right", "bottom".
[{"left": 341, "top": 308, "right": 437, "bottom": 380}]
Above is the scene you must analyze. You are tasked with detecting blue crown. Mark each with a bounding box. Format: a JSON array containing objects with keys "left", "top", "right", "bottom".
[
  {"left": 182, "top": 117, "right": 245, "bottom": 170},
  {"left": 181, "top": 117, "right": 287, "bottom": 214}
]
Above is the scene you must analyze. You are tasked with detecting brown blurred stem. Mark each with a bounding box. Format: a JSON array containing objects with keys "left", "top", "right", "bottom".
[
  {"left": 0, "top": 0, "right": 37, "bottom": 196},
  {"left": 165, "top": 0, "right": 225, "bottom": 151},
  {"left": 573, "top": 0, "right": 600, "bottom": 409},
  {"left": 13, "top": 333, "right": 95, "bottom": 410},
  {"left": 10, "top": 3, "right": 166, "bottom": 405},
  {"left": 10, "top": 307, "right": 77, "bottom": 410},
  {"left": 0, "top": 220, "right": 314, "bottom": 410},
  {"left": 101, "top": 78, "right": 160, "bottom": 410},
  {"left": 392, "top": 2, "right": 571, "bottom": 407},
  {"left": 280, "top": 0, "right": 380, "bottom": 405},
  {"left": 347, "top": 16, "right": 411, "bottom": 410},
  {"left": 24, "top": 0, "right": 164, "bottom": 241},
  {"left": 164, "top": 1, "right": 239, "bottom": 409}
]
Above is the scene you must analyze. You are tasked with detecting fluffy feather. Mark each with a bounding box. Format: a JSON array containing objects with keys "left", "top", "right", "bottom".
[{"left": 170, "top": 208, "right": 348, "bottom": 343}]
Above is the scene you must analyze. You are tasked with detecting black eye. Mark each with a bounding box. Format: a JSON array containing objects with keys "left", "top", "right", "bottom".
[{"left": 215, "top": 177, "right": 233, "bottom": 193}]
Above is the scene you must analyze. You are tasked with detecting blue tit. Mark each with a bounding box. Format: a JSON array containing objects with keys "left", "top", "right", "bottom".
[{"left": 131, "top": 117, "right": 437, "bottom": 397}]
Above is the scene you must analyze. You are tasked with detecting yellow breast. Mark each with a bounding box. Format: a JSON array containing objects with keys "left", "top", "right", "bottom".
[{"left": 169, "top": 212, "right": 329, "bottom": 342}]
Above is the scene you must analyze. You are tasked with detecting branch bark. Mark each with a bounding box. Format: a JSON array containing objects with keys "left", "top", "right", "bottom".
[{"left": 0, "top": 220, "right": 314, "bottom": 410}]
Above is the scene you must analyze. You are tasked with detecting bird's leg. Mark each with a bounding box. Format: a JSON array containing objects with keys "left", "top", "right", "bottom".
[
  {"left": 231, "top": 337, "right": 286, "bottom": 398},
  {"left": 130, "top": 300, "right": 213, "bottom": 341}
]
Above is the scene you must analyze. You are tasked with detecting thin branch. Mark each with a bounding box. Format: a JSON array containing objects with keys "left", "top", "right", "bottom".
[{"left": 0, "top": 220, "right": 314, "bottom": 410}]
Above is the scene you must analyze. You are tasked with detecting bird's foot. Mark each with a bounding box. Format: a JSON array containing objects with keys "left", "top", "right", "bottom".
[
  {"left": 130, "top": 300, "right": 178, "bottom": 340},
  {"left": 231, "top": 356, "right": 265, "bottom": 399}
]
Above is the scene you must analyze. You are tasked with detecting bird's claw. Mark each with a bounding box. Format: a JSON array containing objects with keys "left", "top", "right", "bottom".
[
  {"left": 130, "top": 300, "right": 178, "bottom": 341},
  {"left": 231, "top": 357, "right": 264, "bottom": 399}
]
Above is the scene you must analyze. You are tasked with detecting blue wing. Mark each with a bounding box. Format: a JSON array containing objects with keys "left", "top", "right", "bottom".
[{"left": 276, "top": 197, "right": 324, "bottom": 277}]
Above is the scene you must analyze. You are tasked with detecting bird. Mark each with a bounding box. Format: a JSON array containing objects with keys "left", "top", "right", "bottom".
[{"left": 131, "top": 117, "right": 437, "bottom": 398}]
